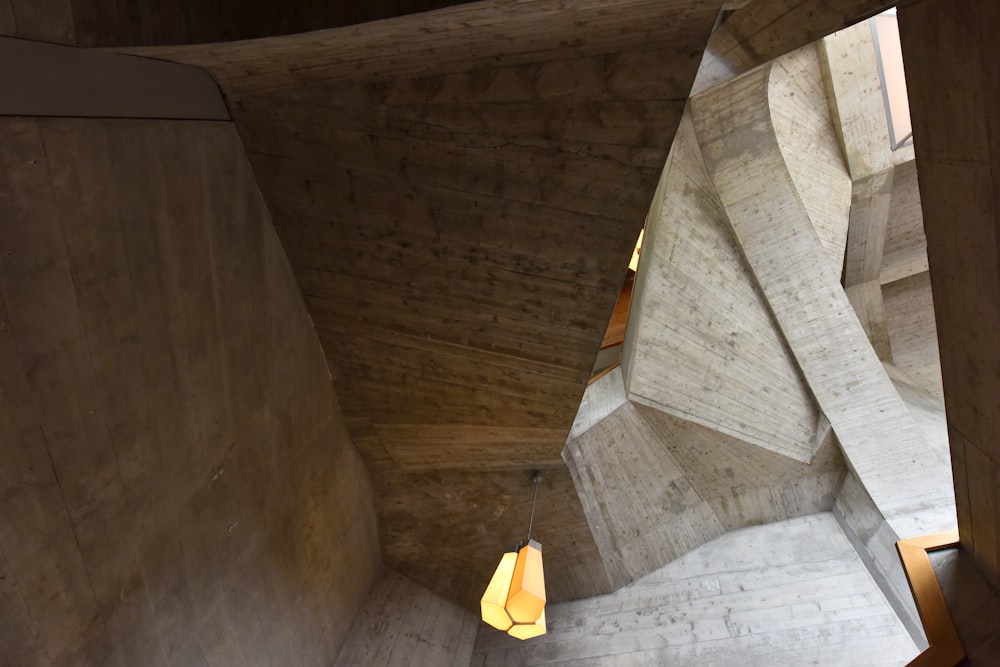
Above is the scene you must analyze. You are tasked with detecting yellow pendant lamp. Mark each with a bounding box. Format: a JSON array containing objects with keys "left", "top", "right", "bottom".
[{"left": 480, "top": 472, "right": 547, "bottom": 639}]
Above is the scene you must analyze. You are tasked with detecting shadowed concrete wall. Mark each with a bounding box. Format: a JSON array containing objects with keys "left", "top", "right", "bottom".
[
  {"left": 0, "top": 117, "right": 380, "bottom": 666},
  {"left": 334, "top": 568, "right": 478, "bottom": 667},
  {"left": 899, "top": 0, "right": 1000, "bottom": 593}
]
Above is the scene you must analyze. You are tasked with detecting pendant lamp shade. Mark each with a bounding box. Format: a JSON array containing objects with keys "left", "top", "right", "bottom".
[
  {"left": 508, "top": 608, "right": 546, "bottom": 640},
  {"left": 480, "top": 472, "right": 547, "bottom": 640},
  {"left": 506, "top": 540, "right": 545, "bottom": 623},
  {"left": 480, "top": 551, "right": 518, "bottom": 631}
]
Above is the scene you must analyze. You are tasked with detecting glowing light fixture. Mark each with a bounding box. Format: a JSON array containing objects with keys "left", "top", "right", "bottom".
[
  {"left": 628, "top": 228, "right": 644, "bottom": 273},
  {"left": 480, "top": 471, "right": 547, "bottom": 639}
]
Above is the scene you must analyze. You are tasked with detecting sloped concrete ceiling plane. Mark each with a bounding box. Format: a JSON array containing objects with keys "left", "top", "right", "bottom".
[{"left": 132, "top": 0, "right": 726, "bottom": 606}]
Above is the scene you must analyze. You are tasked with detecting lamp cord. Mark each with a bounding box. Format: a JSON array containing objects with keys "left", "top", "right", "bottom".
[{"left": 525, "top": 471, "right": 541, "bottom": 543}]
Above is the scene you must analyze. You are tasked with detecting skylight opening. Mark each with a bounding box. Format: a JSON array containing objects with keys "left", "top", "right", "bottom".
[{"left": 871, "top": 9, "right": 913, "bottom": 150}]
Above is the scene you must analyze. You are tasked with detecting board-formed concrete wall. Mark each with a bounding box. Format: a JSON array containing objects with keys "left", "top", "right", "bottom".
[
  {"left": 623, "top": 112, "right": 823, "bottom": 464},
  {"left": 471, "top": 513, "right": 917, "bottom": 666},
  {"left": 564, "top": 398, "right": 845, "bottom": 589},
  {"left": 334, "top": 569, "right": 478, "bottom": 667},
  {"left": 0, "top": 117, "right": 380, "bottom": 666}
]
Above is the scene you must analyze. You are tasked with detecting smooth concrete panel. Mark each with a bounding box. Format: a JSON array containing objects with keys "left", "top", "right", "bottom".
[{"left": 0, "top": 117, "right": 380, "bottom": 666}]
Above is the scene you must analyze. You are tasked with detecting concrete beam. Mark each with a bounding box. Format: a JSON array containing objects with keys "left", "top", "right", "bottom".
[
  {"left": 819, "top": 20, "right": 893, "bottom": 181},
  {"left": 623, "top": 111, "right": 823, "bottom": 463},
  {"left": 694, "top": 0, "right": 896, "bottom": 94},
  {"left": 844, "top": 170, "right": 895, "bottom": 360},
  {"left": 691, "top": 49, "right": 954, "bottom": 539},
  {"left": 819, "top": 21, "right": 898, "bottom": 360}
]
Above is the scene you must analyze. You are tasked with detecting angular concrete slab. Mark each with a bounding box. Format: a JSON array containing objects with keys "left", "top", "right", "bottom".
[{"left": 623, "top": 112, "right": 823, "bottom": 464}]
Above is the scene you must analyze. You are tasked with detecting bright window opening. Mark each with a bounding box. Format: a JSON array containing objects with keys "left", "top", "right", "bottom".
[{"left": 871, "top": 9, "right": 913, "bottom": 150}]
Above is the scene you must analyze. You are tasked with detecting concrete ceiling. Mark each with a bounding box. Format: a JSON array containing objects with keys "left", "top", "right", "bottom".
[
  {"left": 113, "top": 0, "right": 942, "bottom": 609},
  {"left": 126, "top": 0, "right": 728, "bottom": 607},
  {"left": 0, "top": 0, "right": 966, "bottom": 625}
]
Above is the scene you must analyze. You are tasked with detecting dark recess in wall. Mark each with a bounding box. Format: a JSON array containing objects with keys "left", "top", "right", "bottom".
[{"left": 69, "top": 0, "right": 481, "bottom": 47}]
